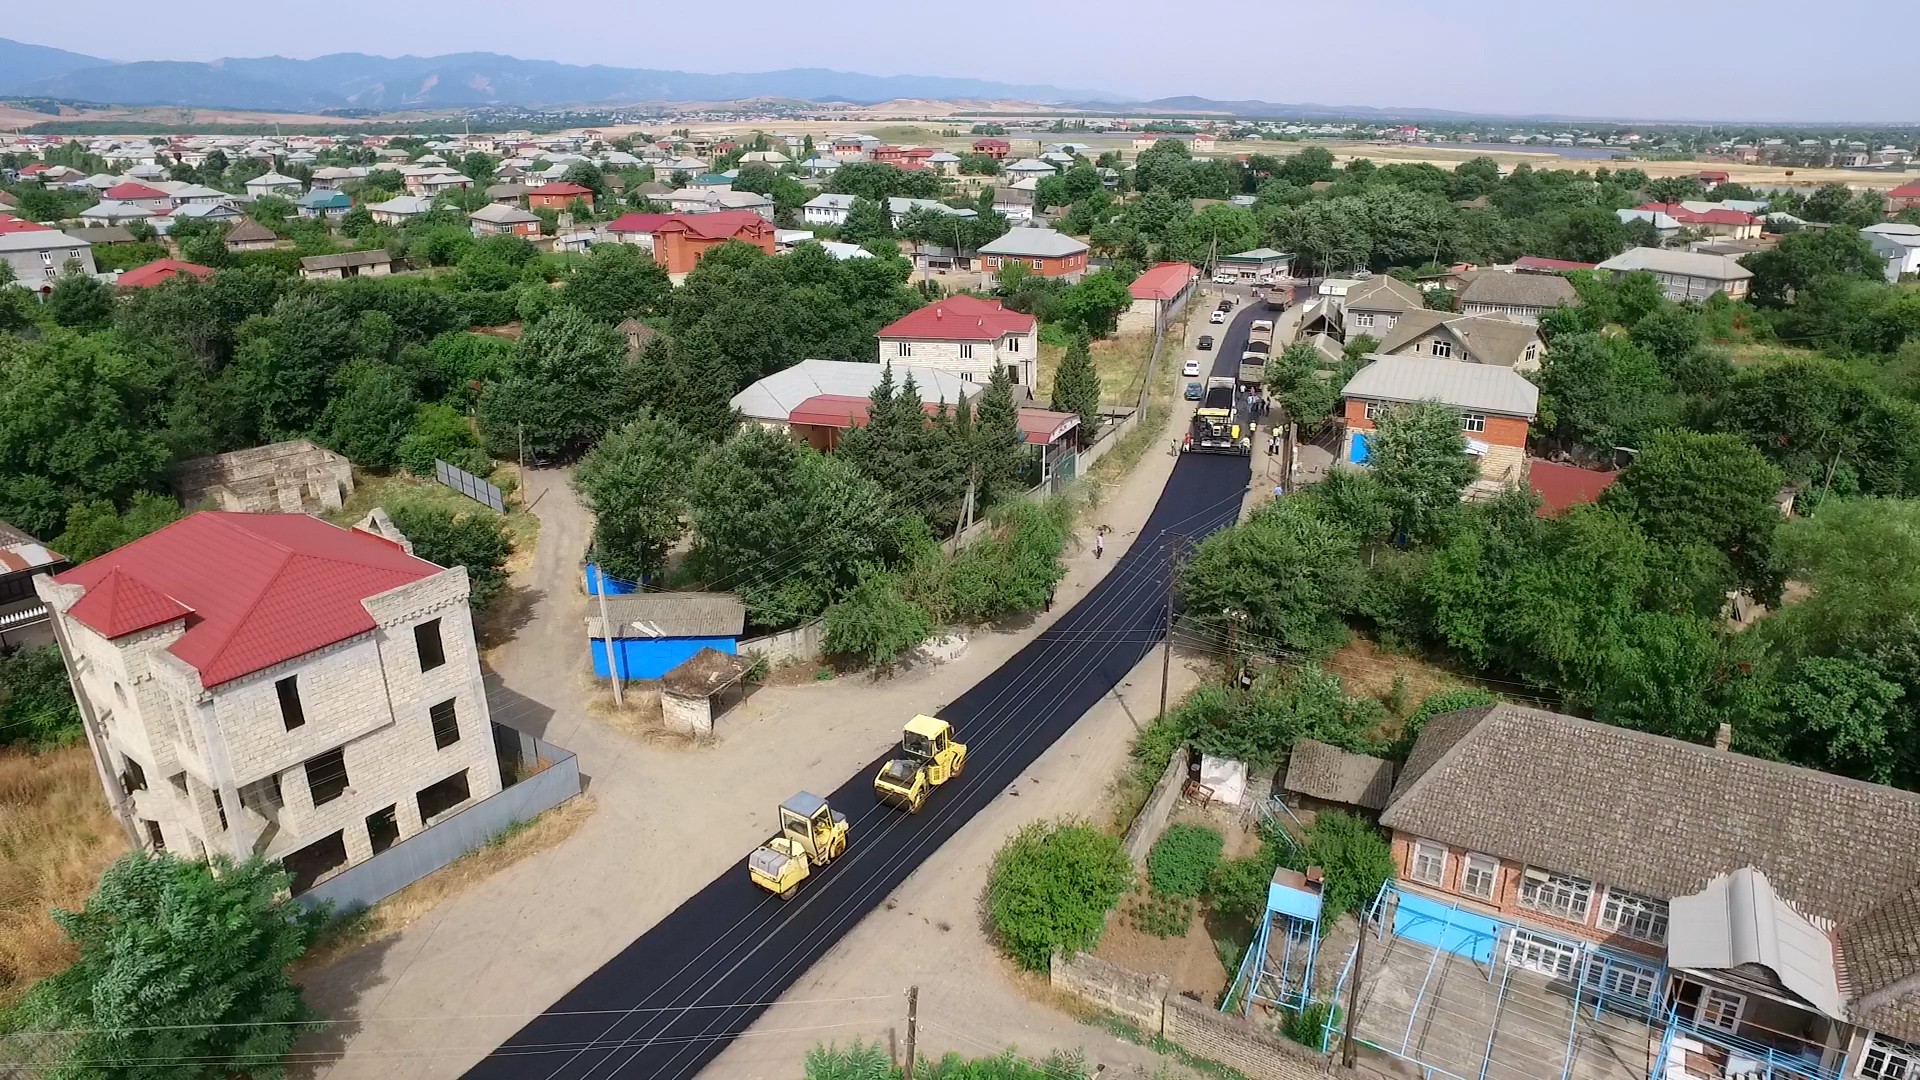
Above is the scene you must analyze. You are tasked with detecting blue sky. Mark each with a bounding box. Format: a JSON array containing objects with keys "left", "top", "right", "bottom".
[{"left": 11, "top": 0, "right": 1916, "bottom": 123}]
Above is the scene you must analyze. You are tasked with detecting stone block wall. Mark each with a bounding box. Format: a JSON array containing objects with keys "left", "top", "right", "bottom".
[
  {"left": 1051, "top": 951, "right": 1168, "bottom": 1033},
  {"left": 171, "top": 439, "right": 353, "bottom": 514},
  {"left": 1122, "top": 747, "right": 1188, "bottom": 865}
]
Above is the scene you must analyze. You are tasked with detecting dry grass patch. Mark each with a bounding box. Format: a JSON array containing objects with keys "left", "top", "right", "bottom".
[
  {"left": 1037, "top": 331, "right": 1159, "bottom": 406},
  {"left": 0, "top": 744, "right": 128, "bottom": 1010},
  {"left": 323, "top": 466, "right": 541, "bottom": 571},
  {"left": 296, "top": 794, "right": 595, "bottom": 974}
]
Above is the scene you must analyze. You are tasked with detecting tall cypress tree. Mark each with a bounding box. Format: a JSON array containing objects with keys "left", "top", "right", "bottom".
[
  {"left": 1050, "top": 333, "right": 1104, "bottom": 448},
  {"left": 973, "top": 366, "right": 1027, "bottom": 502}
]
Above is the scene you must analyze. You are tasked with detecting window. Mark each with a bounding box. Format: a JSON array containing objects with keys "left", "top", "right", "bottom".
[
  {"left": 1005, "top": 336, "right": 1020, "bottom": 353},
  {"left": 282, "top": 831, "right": 347, "bottom": 894},
  {"left": 1507, "top": 930, "right": 1577, "bottom": 979},
  {"left": 1364, "top": 401, "right": 1381, "bottom": 420},
  {"left": 1031, "top": 259, "right": 1044, "bottom": 270},
  {"left": 1598, "top": 888, "right": 1669, "bottom": 944},
  {"left": 959, "top": 343, "right": 974, "bottom": 360},
  {"left": 1524, "top": 343, "right": 1539, "bottom": 363},
  {"left": 1410, "top": 841, "right": 1448, "bottom": 886},
  {"left": 430, "top": 698, "right": 461, "bottom": 749},
  {"left": 120, "top": 755, "right": 147, "bottom": 792},
  {"left": 960, "top": 372, "right": 974, "bottom": 382},
  {"left": 211, "top": 789, "right": 228, "bottom": 831},
  {"left": 366, "top": 805, "right": 400, "bottom": 855},
  {"left": 414, "top": 619, "right": 446, "bottom": 671},
  {"left": 276, "top": 675, "right": 305, "bottom": 730},
  {"left": 1462, "top": 413, "right": 1487, "bottom": 433},
  {"left": 1430, "top": 338, "right": 1454, "bottom": 359},
  {"left": 143, "top": 820, "right": 166, "bottom": 852},
  {"left": 1699, "top": 987, "right": 1744, "bottom": 1032},
  {"left": 987, "top": 257, "right": 1001, "bottom": 268},
  {"left": 416, "top": 769, "right": 472, "bottom": 823},
  {"left": 1862, "top": 1037, "right": 1920, "bottom": 1080},
  {"left": 1518, "top": 867, "right": 1594, "bottom": 923},
  {"left": 896, "top": 341, "right": 912, "bottom": 357},
  {"left": 1586, "top": 960, "right": 1659, "bottom": 1006},
  {"left": 305, "top": 747, "right": 349, "bottom": 805},
  {"left": 1355, "top": 312, "right": 1375, "bottom": 329},
  {"left": 1461, "top": 853, "right": 1499, "bottom": 900}
]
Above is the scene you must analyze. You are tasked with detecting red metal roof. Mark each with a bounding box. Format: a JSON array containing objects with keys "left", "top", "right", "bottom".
[
  {"left": 654, "top": 211, "right": 772, "bottom": 241},
  {"left": 531, "top": 182, "right": 593, "bottom": 196},
  {"left": 1890, "top": 182, "right": 1920, "bottom": 198},
  {"left": 1514, "top": 256, "right": 1596, "bottom": 272},
  {"left": 117, "top": 259, "right": 214, "bottom": 288},
  {"left": 878, "top": 294, "right": 1035, "bottom": 342},
  {"left": 786, "top": 394, "right": 932, "bottom": 429},
  {"left": 606, "top": 212, "right": 674, "bottom": 234},
  {"left": 1527, "top": 460, "right": 1619, "bottom": 518},
  {"left": 55, "top": 512, "right": 442, "bottom": 687},
  {"left": 103, "top": 182, "right": 168, "bottom": 201},
  {"left": 1129, "top": 261, "right": 1196, "bottom": 301},
  {"left": 1635, "top": 202, "right": 1756, "bottom": 226},
  {"left": 0, "top": 214, "right": 53, "bottom": 234},
  {"left": 1016, "top": 408, "right": 1080, "bottom": 445}
]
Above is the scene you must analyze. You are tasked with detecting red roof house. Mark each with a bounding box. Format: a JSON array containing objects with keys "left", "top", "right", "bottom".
[
  {"left": 606, "top": 212, "right": 674, "bottom": 238},
  {"left": 528, "top": 182, "right": 595, "bottom": 210},
  {"left": 652, "top": 211, "right": 776, "bottom": 275},
  {"left": 1886, "top": 182, "right": 1920, "bottom": 216},
  {"left": 52, "top": 512, "right": 442, "bottom": 687},
  {"left": 973, "top": 138, "right": 1011, "bottom": 160},
  {"left": 1696, "top": 170, "right": 1731, "bottom": 185},
  {"left": 1527, "top": 460, "right": 1619, "bottom": 518},
  {"left": 0, "top": 213, "right": 54, "bottom": 234},
  {"left": 877, "top": 294, "right": 1036, "bottom": 342},
  {"left": 103, "top": 182, "right": 170, "bottom": 204},
  {"left": 117, "top": 258, "right": 214, "bottom": 288},
  {"left": 1129, "top": 261, "right": 1198, "bottom": 302}
]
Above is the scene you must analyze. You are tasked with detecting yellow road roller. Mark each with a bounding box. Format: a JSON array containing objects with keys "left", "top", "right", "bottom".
[
  {"left": 872, "top": 714, "right": 968, "bottom": 813},
  {"left": 748, "top": 792, "right": 848, "bottom": 900}
]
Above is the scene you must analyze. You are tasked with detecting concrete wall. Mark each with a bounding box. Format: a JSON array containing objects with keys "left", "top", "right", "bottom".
[
  {"left": 737, "top": 619, "right": 825, "bottom": 667},
  {"left": 171, "top": 438, "right": 353, "bottom": 514},
  {"left": 295, "top": 730, "right": 580, "bottom": 913},
  {"left": 1122, "top": 747, "right": 1188, "bottom": 866},
  {"left": 1051, "top": 951, "right": 1352, "bottom": 1080}
]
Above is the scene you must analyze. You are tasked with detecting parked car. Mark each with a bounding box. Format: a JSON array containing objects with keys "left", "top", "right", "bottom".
[
  {"left": 1197, "top": 335, "right": 1214, "bottom": 350},
  {"left": 1218, "top": 296, "right": 1235, "bottom": 309},
  {"left": 1209, "top": 309, "right": 1225, "bottom": 324},
  {"left": 1185, "top": 381, "right": 1203, "bottom": 400},
  {"left": 1182, "top": 358, "right": 1202, "bottom": 377}
]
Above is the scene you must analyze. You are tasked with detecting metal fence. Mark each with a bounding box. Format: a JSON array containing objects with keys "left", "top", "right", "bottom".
[
  {"left": 294, "top": 726, "right": 580, "bottom": 914},
  {"left": 434, "top": 458, "right": 505, "bottom": 512}
]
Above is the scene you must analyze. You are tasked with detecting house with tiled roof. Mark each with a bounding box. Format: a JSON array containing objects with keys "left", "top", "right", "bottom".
[
  {"left": 1372, "top": 308, "right": 1545, "bottom": 371},
  {"left": 1457, "top": 271, "right": 1578, "bottom": 325},
  {"left": 117, "top": 258, "right": 214, "bottom": 288},
  {"left": 977, "top": 227, "right": 1089, "bottom": 286},
  {"left": 1884, "top": 181, "right": 1920, "bottom": 217},
  {"left": 1341, "top": 274, "right": 1429, "bottom": 340},
  {"left": 876, "top": 295, "right": 1039, "bottom": 388},
  {"left": 651, "top": 211, "right": 776, "bottom": 278},
  {"left": 1374, "top": 703, "right": 1920, "bottom": 1080}
]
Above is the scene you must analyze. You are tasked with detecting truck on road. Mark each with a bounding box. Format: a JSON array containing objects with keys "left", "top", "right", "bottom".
[{"left": 1182, "top": 377, "right": 1250, "bottom": 455}]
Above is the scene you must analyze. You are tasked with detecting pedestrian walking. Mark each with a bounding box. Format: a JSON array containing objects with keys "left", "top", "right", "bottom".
[
  {"left": 1094, "top": 527, "right": 1106, "bottom": 559},
  {"left": 1045, "top": 584, "right": 1056, "bottom": 611}
]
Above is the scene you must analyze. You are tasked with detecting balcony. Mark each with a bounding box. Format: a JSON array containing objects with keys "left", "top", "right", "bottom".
[{"left": 1657, "top": 1011, "right": 1848, "bottom": 1080}]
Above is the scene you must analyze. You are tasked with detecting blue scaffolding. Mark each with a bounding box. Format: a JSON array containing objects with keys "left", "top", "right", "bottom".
[
  {"left": 1229, "top": 867, "right": 1325, "bottom": 1018},
  {"left": 1651, "top": 1011, "right": 1849, "bottom": 1080}
]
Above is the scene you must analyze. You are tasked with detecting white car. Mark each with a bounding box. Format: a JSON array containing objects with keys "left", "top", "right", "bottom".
[
  {"left": 1209, "top": 309, "right": 1225, "bottom": 324},
  {"left": 1182, "top": 358, "right": 1202, "bottom": 377}
]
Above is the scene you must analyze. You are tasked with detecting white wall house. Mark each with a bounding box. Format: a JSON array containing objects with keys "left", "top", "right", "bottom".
[
  {"left": 876, "top": 294, "right": 1040, "bottom": 389},
  {"left": 802, "top": 193, "right": 855, "bottom": 227}
]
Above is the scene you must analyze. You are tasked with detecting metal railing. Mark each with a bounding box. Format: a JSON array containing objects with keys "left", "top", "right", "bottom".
[{"left": 1656, "top": 1011, "right": 1849, "bottom": 1080}]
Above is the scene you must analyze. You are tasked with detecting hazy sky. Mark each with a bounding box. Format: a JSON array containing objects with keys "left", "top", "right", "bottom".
[{"left": 11, "top": 0, "right": 1917, "bottom": 123}]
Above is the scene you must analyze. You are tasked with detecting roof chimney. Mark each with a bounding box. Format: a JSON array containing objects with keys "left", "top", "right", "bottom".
[{"left": 1714, "top": 722, "right": 1733, "bottom": 752}]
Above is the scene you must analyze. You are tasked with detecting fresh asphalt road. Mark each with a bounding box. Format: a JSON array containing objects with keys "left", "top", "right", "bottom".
[{"left": 461, "top": 305, "right": 1262, "bottom": 1080}]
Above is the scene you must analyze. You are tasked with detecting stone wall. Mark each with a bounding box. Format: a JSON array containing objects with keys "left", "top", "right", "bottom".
[
  {"left": 1122, "top": 747, "right": 1187, "bottom": 866},
  {"left": 1051, "top": 951, "right": 1168, "bottom": 1032},
  {"left": 172, "top": 439, "right": 353, "bottom": 514},
  {"left": 737, "top": 619, "right": 825, "bottom": 667},
  {"left": 661, "top": 689, "right": 712, "bottom": 739}
]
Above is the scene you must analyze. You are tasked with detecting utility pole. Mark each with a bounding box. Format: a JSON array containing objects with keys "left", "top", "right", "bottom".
[
  {"left": 902, "top": 986, "right": 919, "bottom": 1080},
  {"left": 594, "top": 541, "right": 624, "bottom": 708},
  {"left": 1159, "top": 535, "right": 1183, "bottom": 721},
  {"left": 1341, "top": 910, "right": 1368, "bottom": 1068}
]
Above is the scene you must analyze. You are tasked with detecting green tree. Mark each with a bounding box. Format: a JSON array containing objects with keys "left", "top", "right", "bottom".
[
  {"left": 1179, "top": 498, "right": 1364, "bottom": 656},
  {"left": 1552, "top": 206, "right": 1629, "bottom": 263},
  {"left": 573, "top": 415, "right": 699, "bottom": 582},
  {"left": 1602, "top": 431, "right": 1784, "bottom": 595},
  {"left": 1051, "top": 271, "right": 1133, "bottom": 338},
  {"left": 52, "top": 493, "right": 186, "bottom": 563},
  {"left": 559, "top": 161, "right": 606, "bottom": 199},
  {"left": 386, "top": 500, "right": 513, "bottom": 609},
  {"left": 45, "top": 270, "right": 114, "bottom": 330},
  {"left": 970, "top": 367, "right": 1027, "bottom": 505},
  {"left": 320, "top": 360, "right": 419, "bottom": 469},
  {"left": 1, "top": 645, "right": 84, "bottom": 749},
  {"left": 21, "top": 851, "right": 324, "bottom": 1080},
  {"left": 1048, "top": 334, "right": 1103, "bottom": 447},
  {"left": 1147, "top": 823, "right": 1224, "bottom": 898},
  {"left": 1773, "top": 657, "right": 1902, "bottom": 784},
  {"left": 477, "top": 308, "right": 633, "bottom": 459},
  {"left": 1533, "top": 332, "right": 1676, "bottom": 451},
  {"left": 1301, "top": 811, "right": 1395, "bottom": 920},
  {"left": 1740, "top": 227, "right": 1885, "bottom": 307},
  {"left": 840, "top": 195, "right": 895, "bottom": 248},
  {"left": 986, "top": 819, "right": 1132, "bottom": 970},
  {"left": 822, "top": 571, "right": 935, "bottom": 666},
  {"left": 1370, "top": 401, "right": 1478, "bottom": 541},
  {"left": 396, "top": 403, "right": 487, "bottom": 477},
  {"left": 562, "top": 242, "right": 671, "bottom": 324}
]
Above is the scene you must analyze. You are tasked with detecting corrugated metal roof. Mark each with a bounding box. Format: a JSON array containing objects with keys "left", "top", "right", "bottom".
[
  {"left": 730, "top": 360, "right": 974, "bottom": 423},
  {"left": 586, "top": 593, "right": 745, "bottom": 639},
  {"left": 1670, "top": 867, "right": 1847, "bottom": 1020},
  {"left": 1342, "top": 355, "right": 1540, "bottom": 417}
]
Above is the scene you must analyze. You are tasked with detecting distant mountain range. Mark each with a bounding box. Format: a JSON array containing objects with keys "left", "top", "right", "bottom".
[{"left": 0, "top": 38, "right": 1096, "bottom": 111}]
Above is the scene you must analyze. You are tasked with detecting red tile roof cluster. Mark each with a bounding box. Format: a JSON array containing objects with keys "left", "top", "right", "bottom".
[
  {"left": 117, "top": 259, "right": 214, "bottom": 288},
  {"left": 532, "top": 182, "right": 593, "bottom": 197},
  {"left": 878, "top": 294, "right": 1036, "bottom": 342},
  {"left": 1636, "top": 202, "right": 1757, "bottom": 227},
  {"left": 654, "top": 210, "right": 773, "bottom": 241},
  {"left": 103, "top": 182, "right": 168, "bottom": 201},
  {"left": 973, "top": 138, "right": 1010, "bottom": 148},
  {"left": 1697, "top": 170, "right": 1731, "bottom": 183},
  {"left": 606, "top": 212, "right": 674, "bottom": 235},
  {"left": 1890, "top": 182, "right": 1920, "bottom": 198},
  {"left": 1527, "top": 460, "right": 1619, "bottom": 518},
  {"left": 1514, "top": 256, "right": 1596, "bottom": 273},
  {"left": 0, "top": 213, "right": 53, "bottom": 234},
  {"left": 1129, "top": 261, "right": 1197, "bottom": 301},
  {"left": 55, "top": 512, "right": 442, "bottom": 687}
]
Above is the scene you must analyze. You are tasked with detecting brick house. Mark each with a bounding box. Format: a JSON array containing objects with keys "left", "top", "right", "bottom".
[
  {"left": 100, "top": 182, "right": 171, "bottom": 212},
  {"left": 652, "top": 210, "right": 777, "bottom": 278},
  {"left": 876, "top": 294, "right": 1039, "bottom": 388},
  {"left": 468, "top": 202, "right": 542, "bottom": 238},
  {"left": 604, "top": 212, "right": 673, "bottom": 252},
  {"left": 1596, "top": 247, "right": 1753, "bottom": 302},
  {"left": 36, "top": 512, "right": 503, "bottom": 893},
  {"left": 972, "top": 137, "right": 1011, "bottom": 160},
  {"left": 1378, "top": 703, "right": 1920, "bottom": 1080},
  {"left": 977, "top": 227, "right": 1089, "bottom": 287},
  {"left": 1121, "top": 261, "right": 1198, "bottom": 334},
  {"left": 117, "top": 258, "right": 214, "bottom": 288},
  {"left": 1340, "top": 354, "right": 1537, "bottom": 484},
  {"left": 1886, "top": 181, "right": 1920, "bottom": 217},
  {"left": 528, "top": 182, "right": 594, "bottom": 211},
  {"left": 1633, "top": 202, "right": 1762, "bottom": 239}
]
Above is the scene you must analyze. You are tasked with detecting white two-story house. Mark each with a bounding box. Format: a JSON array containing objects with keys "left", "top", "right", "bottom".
[
  {"left": 877, "top": 295, "right": 1039, "bottom": 388},
  {"left": 802, "top": 193, "right": 856, "bottom": 227},
  {"left": 37, "top": 511, "right": 503, "bottom": 894}
]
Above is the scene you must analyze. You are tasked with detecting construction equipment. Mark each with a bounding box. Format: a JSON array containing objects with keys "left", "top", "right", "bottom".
[
  {"left": 1183, "top": 376, "right": 1250, "bottom": 455},
  {"left": 872, "top": 714, "right": 968, "bottom": 813},
  {"left": 748, "top": 792, "right": 849, "bottom": 900}
]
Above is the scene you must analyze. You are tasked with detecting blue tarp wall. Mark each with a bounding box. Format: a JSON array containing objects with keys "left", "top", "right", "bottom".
[
  {"left": 584, "top": 563, "right": 639, "bottom": 595},
  {"left": 1393, "top": 891, "right": 1498, "bottom": 963},
  {"left": 591, "top": 636, "right": 737, "bottom": 680}
]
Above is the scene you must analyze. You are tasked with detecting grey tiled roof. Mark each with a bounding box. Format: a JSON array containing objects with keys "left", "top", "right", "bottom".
[
  {"left": 1383, "top": 702, "right": 1920, "bottom": 1037},
  {"left": 979, "top": 227, "right": 1088, "bottom": 258},
  {"left": 1597, "top": 246, "right": 1753, "bottom": 281},
  {"left": 1374, "top": 309, "right": 1541, "bottom": 368},
  {"left": 1283, "top": 739, "right": 1395, "bottom": 810},
  {"left": 1458, "top": 270, "right": 1577, "bottom": 310},
  {"left": 1342, "top": 354, "right": 1540, "bottom": 416},
  {"left": 299, "top": 249, "right": 392, "bottom": 271},
  {"left": 587, "top": 592, "right": 746, "bottom": 638},
  {"left": 1344, "top": 275, "right": 1427, "bottom": 313}
]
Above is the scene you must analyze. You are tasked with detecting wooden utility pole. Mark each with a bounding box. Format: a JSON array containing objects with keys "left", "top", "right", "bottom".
[
  {"left": 594, "top": 541, "right": 623, "bottom": 708},
  {"left": 903, "top": 986, "right": 919, "bottom": 1080},
  {"left": 1341, "top": 912, "right": 1368, "bottom": 1068},
  {"left": 1159, "top": 535, "right": 1183, "bottom": 720}
]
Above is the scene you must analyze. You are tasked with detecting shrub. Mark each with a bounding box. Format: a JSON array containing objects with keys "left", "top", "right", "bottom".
[
  {"left": 1285, "top": 1001, "right": 1342, "bottom": 1050},
  {"left": 1147, "top": 824, "right": 1224, "bottom": 898},
  {"left": 1209, "top": 854, "right": 1276, "bottom": 923},
  {"left": 987, "top": 819, "right": 1132, "bottom": 970},
  {"left": 1125, "top": 891, "right": 1195, "bottom": 938},
  {"left": 822, "top": 572, "right": 934, "bottom": 668},
  {"left": 386, "top": 500, "right": 512, "bottom": 609},
  {"left": 398, "top": 403, "right": 488, "bottom": 478},
  {"left": 0, "top": 645, "right": 82, "bottom": 750},
  {"left": 1302, "top": 811, "right": 1395, "bottom": 921}
]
